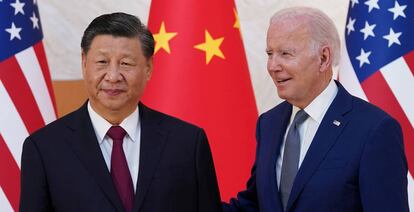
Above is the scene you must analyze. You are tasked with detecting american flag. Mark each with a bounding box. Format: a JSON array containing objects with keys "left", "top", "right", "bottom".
[
  {"left": 339, "top": 0, "right": 414, "bottom": 208},
  {"left": 0, "top": 0, "right": 56, "bottom": 211}
]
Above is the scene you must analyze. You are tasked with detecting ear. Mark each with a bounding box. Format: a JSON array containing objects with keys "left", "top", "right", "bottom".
[
  {"left": 319, "top": 45, "right": 332, "bottom": 73},
  {"left": 145, "top": 57, "right": 154, "bottom": 81},
  {"left": 81, "top": 51, "right": 87, "bottom": 77}
]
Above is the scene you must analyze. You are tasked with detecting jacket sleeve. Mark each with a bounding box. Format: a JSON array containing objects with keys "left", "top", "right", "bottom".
[
  {"left": 196, "top": 129, "right": 222, "bottom": 212},
  {"left": 222, "top": 162, "right": 259, "bottom": 212},
  {"left": 359, "top": 116, "right": 409, "bottom": 212},
  {"left": 19, "top": 137, "right": 53, "bottom": 212}
]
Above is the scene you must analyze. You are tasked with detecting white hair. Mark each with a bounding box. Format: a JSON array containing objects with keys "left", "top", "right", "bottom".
[{"left": 270, "top": 6, "right": 341, "bottom": 66}]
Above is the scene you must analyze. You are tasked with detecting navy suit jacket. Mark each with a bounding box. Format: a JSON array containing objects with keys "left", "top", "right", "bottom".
[
  {"left": 20, "top": 102, "right": 222, "bottom": 212},
  {"left": 224, "top": 82, "right": 408, "bottom": 212}
]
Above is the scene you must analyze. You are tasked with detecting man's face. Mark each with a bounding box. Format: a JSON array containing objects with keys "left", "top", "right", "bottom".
[
  {"left": 82, "top": 35, "right": 152, "bottom": 118},
  {"left": 266, "top": 19, "right": 325, "bottom": 108}
]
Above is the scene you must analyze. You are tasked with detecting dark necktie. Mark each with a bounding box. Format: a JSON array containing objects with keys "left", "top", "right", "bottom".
[
  {"left": 107, "top": 126, "right": 134, "bottom": 212},
  {"left": 279, "top": 109, "right": 309, "bottom": 210}
]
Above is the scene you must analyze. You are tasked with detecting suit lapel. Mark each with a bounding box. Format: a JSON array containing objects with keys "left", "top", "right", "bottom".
[
  {"left": 260, "top": 102, "right": 291, "bottom": 211},
  {"left": 132, "top": 103, "right": 168, "bottom": 211},
  {"left": 64, "top": 102, "right": 125, "bottom": 212},
  {"left": 286, "top": 82, "right": 353, "bottom": 211}
]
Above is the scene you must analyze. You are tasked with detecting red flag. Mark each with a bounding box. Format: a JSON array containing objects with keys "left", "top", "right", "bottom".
[
  {"left": 144, "top": 0, "right": 258, "bottom": 200},
  {"left": 0, "top": 1, "right": 56, "bottom": 211}
]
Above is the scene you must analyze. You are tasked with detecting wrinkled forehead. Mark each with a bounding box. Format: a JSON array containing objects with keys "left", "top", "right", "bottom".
[{"left": 267, "top": 19, "right": 310, "bottom": 41}]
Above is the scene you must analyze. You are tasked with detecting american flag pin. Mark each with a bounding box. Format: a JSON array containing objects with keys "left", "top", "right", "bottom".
[{"left": 333, "top": 120, "right": 341, "bottom": 126}]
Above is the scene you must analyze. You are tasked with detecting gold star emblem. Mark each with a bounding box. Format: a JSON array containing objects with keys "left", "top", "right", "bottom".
[
  {"left": 233, "top": 8, "right": 240, "bottom": 29},
  {"left": 153, "top": 21, "right": 177, "bottom": 54},
  {"left": 194, "top": 30, "right": 225, "bottom": 64}
]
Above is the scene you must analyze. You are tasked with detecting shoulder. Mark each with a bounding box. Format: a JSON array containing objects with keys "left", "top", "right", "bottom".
[
  {"left": 333, "top": 91, "right": 402, "bottom": 144},
  {"left": 258, "top": 101, "right": 291, "bottom": 123},
  {"left": 349, "top": 95, "right": 398, "bottom": 126},
  {"left": 140, "top": 103, "right": 204, "bottom": 134},
  {"left": 25, "top": 105, "right": 86, "bottom": 145},
  {"left": 140, "top": 104, "right": 209, "bottom": 154},
  {"left": 322, "top": 82, "right": 400, "bottom": 134}
]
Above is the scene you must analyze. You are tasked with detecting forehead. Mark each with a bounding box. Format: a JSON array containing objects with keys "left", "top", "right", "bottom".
[
  {"left": 89, "top": 35, "right": 142, "bottom": 55},
  {"left": 266, "top": 19, "right": 311, "bottom": 47}
]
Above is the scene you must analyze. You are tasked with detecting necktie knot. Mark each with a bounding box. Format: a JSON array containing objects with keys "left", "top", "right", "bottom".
[
  {"left": 293, "top": 110, "right": 309, "bottom": 127},
  {"left": 107, "top": 126, "right": 127, "bottom": 142}
]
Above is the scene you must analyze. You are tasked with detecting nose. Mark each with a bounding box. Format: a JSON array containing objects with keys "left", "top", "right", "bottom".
[
  {"left": 267, "top": 56, "right": 281, "bottom": 73},
  {"left": 104, "top": 64, "right": 123, "bottom": 82}
]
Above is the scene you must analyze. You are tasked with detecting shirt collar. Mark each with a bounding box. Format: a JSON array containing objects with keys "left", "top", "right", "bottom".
[
  {"left": 303, "top": 79, "right": 338, "bottom": 124},
  {"left": 87, "top": 102, "right": 139, "bottom": 144}
]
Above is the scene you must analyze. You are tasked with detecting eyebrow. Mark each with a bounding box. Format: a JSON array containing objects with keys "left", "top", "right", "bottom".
[{"left": 280, "top": 47, "right": 296, "bottom": 53}]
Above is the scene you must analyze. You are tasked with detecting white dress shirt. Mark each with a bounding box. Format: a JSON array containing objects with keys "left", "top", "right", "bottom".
[
  {"left": 87, "top": 102, "right": 141, "bottom": 192},
  {"left": 276, "top": 80, "right": 338, "bottom": 188}
]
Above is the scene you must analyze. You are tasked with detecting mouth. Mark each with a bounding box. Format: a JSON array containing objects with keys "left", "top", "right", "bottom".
[
  {"left": 101, "top": 89, "right": 124, "bottom": 96},
  {"left": 276, "top": 78, "right": 292, "bottom": 85}
]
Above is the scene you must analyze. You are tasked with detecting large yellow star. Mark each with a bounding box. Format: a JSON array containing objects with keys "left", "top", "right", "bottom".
[
  {"left": 194, "top": 30, "right": 225, "bottom": 64},
  {"left": 233, "top": 8, "right": 240, "bottom": 29},
  {"left": 153, "top": 21, "right": 177, "bottom": 54}
]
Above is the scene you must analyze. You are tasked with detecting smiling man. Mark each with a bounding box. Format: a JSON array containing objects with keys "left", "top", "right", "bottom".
[
  {"left": 223, "top": 6, "right": 408, "bottom": 212},
  {"left": 19, "top": 12, "right": 221, "bottom": 212}
]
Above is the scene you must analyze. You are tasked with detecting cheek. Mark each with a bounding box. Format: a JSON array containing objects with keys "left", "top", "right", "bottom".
[
  {"left": 297, "top": 66, "right": 318, "bottom": 88},
  {"left": 86, "top": 70, "right": 105, "bottom": 85},
  {"left": 126, "top": 73, "right": 146, "bottom": 89}
]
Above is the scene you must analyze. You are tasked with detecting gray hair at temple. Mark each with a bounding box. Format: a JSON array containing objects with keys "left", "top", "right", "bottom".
[{"left": 270, "top": 7, "right": 341, "bottom": 66}]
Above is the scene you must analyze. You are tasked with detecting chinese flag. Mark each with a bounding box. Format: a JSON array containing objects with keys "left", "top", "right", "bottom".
[{"left": 143, "top": 0, "right": 258, "bottom": 200}]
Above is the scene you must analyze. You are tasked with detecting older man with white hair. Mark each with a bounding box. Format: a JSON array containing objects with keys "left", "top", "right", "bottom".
[{"left": 223, "top": 6, "right": 408, "bottom": 212}]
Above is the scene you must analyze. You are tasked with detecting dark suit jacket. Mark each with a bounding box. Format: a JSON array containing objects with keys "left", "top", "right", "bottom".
[
  {"left": 20, "top": 102, "right": 222, "bottom": 212},
  {"left": 224, "top": 82, "right": 409, "bottom": 212}
]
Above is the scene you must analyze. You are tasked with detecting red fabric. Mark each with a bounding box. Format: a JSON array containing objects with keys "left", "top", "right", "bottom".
[
  {"left": 0, "top": 135, "right": 20, "bottom": 211},
  {"left": 0, "top": 54, "right": 45, "bottom": 133},
  {"left": 108, "top": 126, "right": 134, "bottom": 212},
  {"left": 144, "top": 0, "right": 258, "bottom": 200}
]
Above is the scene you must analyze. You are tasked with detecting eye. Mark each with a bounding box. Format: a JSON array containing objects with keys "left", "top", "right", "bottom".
[
  {"left": 281, "top": 51, "right": 290, "bottom": 56},
  {"left": 120, "top": 60, "right": 136, "bottom": 67},
  {"left": 97, "top": 60, "right": 107, "bottom": 64},
  {"left": 266, "top": 51, "right": 273, "bottom": 57}
]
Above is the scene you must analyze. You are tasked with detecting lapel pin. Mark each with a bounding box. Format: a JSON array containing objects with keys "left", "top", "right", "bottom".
[{"left": 333, "top": 120, "right": 341, "bottom": 126}]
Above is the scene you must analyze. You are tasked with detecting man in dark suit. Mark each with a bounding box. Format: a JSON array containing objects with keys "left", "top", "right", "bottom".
[
  {"left": 223, "top": 6, "right": 409, "bottom": 212},
  {"left": 19, "top": 12, "right": 221, "bottom": 212}
]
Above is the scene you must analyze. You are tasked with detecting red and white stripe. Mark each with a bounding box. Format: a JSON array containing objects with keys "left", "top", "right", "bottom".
[
  {"left": 340, "top": 46, "right": 414, "bottom": 209},
  {"left": 0, "top": 187, "right": 14, "bottom": 212},
  {"left": 0, "top": 42, "right": 56, "bottom": 212}
]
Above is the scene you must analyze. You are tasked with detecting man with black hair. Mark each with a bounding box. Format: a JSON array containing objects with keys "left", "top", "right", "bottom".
[{"left": 19, "top": 12, "right": 221, "bottom": 212}]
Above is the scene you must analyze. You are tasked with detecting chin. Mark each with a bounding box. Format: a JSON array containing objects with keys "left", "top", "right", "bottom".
[
  {"left": 96, "top": 100, "right": 123, "bottom": 110},
  {"left": 105, "top": 103, "right": 126, "bottom": 111},
  {"left": 276, "top": 90, "right": 288, "bottom": 100}
]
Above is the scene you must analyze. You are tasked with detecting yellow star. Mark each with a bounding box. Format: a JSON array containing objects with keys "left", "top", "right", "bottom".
[
  {"left": 194, "top": 30, "right": 225, "bottom": 64},
  {"left": 153, "top": 21, "right": 177, "bottom": 54},
  {"left": 233, "top": 8, "right": 240, "bottom": 29}
]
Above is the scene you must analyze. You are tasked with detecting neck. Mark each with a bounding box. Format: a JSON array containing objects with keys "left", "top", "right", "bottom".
[
  {"left": 293, "top": 73, "right": 332, "bottom": 109},
  {"left": 89, "top": 102, "right": 136, "bottom": 125}
]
